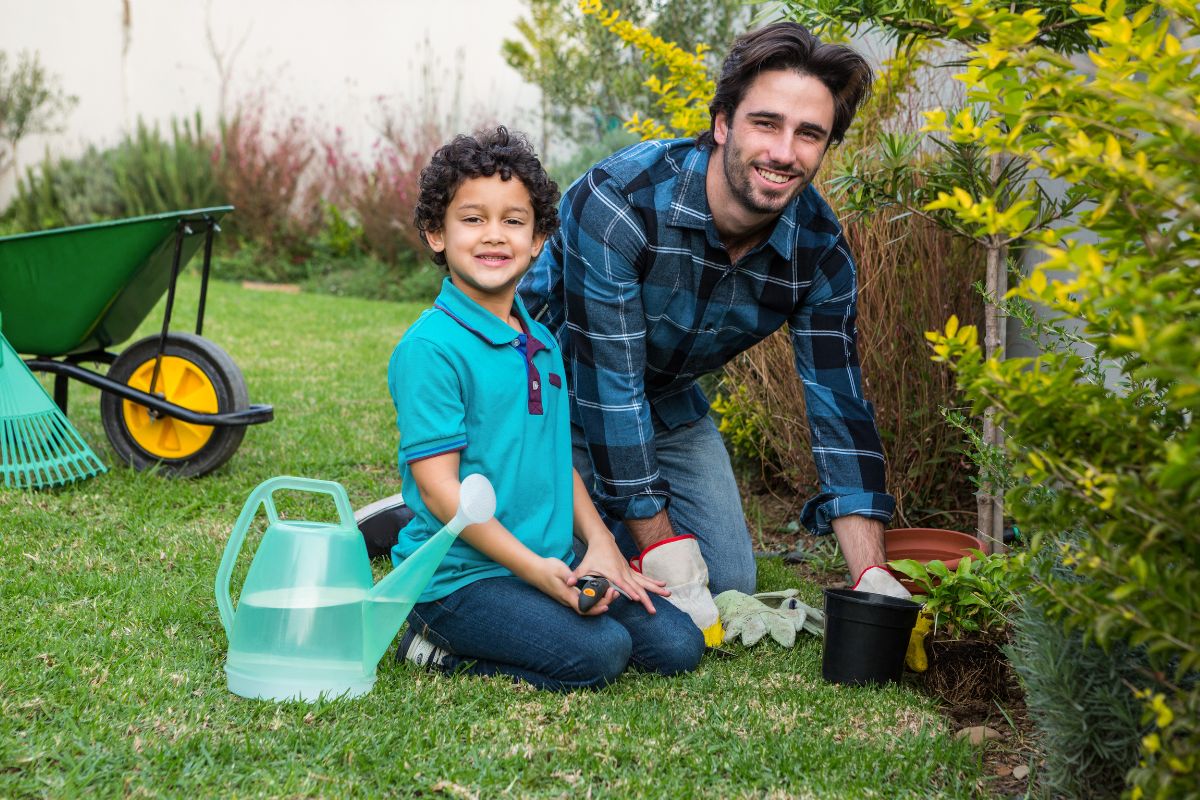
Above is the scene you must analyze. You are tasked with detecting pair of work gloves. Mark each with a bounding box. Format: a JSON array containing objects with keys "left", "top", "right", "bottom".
[{"left": 715, "top": 589, "right": 824, "bottom": 648}]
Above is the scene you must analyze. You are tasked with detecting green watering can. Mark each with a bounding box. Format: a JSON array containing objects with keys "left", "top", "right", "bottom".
[{"left": 215, "top": 474, "right": 495, "bottom": 701}]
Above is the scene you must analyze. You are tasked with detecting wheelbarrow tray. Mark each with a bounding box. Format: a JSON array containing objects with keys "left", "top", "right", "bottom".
[{"left": 0, "top": 206, "right": 233, "bottom": 357}]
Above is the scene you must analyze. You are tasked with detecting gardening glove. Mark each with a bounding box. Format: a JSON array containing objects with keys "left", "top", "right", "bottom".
[
  {"left": 905, "top": 610, "right": 934, "bottom": 673},
  {"left": 851, "top": 565, "right": 913, "bottom": 600},
  {"left": 714, "top": 591, "right": 795, "bottom": 647},
  {"left": 632, "top": 535, "right": 724, "bottom": 647},
  {"left": 752, "top": 589, "right": 825, "bottom": 638}
]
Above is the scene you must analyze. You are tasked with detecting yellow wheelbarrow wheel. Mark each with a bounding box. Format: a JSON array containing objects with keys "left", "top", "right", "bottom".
[{"left": 100, "top": 333, "right": 249, "bottom": 477}]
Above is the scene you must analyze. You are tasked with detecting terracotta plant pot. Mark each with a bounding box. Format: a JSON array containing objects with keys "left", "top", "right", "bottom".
[{"left": 884, "top": 528, "right": 985, "bottom": 594}]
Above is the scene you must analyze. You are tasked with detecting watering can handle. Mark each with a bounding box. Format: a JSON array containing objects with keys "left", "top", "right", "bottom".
[{"left": 213, "top": 476, "right": 358, "bottom": 638}]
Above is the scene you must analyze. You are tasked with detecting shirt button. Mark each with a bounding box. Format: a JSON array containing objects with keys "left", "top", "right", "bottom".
[
  {"left": 532, "top": 381, "right": 540, "bottom": 390},
  {"left": 512, "top": 339, "right": 520, "bottom": 346}
]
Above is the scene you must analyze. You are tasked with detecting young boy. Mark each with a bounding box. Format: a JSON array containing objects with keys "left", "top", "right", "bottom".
[{"left": 389, "top": 127, "right": 704, "bottom": 690}]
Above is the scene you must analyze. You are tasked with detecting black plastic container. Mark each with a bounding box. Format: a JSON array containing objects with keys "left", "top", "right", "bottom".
[{"left": 821, "top": 588, "right": 920, "bottom": 686}]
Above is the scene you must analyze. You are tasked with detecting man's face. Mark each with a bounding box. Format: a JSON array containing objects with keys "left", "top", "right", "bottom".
[{"left": 713, "top": 69, "right": 836, "bottom": 217}]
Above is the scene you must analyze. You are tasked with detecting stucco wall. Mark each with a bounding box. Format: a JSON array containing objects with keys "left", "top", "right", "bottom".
[{"left": 0, "top": 0, "right": 541, "bottom": 205}]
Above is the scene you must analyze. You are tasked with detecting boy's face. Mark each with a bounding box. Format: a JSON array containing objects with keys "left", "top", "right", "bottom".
[{"left": 425, "top": 174, "right": 545, "bottom": 310}]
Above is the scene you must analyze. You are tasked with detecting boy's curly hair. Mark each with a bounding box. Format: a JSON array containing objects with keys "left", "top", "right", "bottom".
[{"left": 414, "top": 126, "right": 560, "bottom": 266}]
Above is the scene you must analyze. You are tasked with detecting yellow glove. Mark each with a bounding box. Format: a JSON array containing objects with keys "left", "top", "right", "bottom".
[{"left": 905, "top": 610, "right": 933, "bottom": 672}]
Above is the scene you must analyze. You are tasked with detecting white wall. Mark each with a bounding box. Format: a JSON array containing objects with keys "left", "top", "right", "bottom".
[{"left": 0, "top": 0, "right": 542, "bottom": 205}]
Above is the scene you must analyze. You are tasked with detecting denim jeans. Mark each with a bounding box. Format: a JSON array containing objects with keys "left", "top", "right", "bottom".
[
  {"left": 572, "top": 415, "right": 757, "bottom": 595},
  {"left": 406, "top": 566, "right": 705, "bottom": 691}
]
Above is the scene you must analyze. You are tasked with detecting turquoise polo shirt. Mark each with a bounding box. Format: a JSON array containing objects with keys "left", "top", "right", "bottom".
[{"left": 388, "top": 278, "right": 575, "bottom": 602}]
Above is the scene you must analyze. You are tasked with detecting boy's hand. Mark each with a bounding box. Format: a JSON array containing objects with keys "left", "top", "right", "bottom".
[
  {"left": 574, "top": 536, "right": 668, "bottom": 615},
  {"left": 526, "top": 557, "right": 614, "bottom": 616}
]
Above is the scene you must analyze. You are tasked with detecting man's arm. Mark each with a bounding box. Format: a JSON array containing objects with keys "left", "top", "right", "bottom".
[{"left": 790, "top": 232, "right": 895, "bottom": 550}]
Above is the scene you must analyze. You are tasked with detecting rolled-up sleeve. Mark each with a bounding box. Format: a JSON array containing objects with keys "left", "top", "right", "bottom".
[
  {"left": 790, "top": 234, "right": 894, "bottom": 534},
  {"left": 560, "top": 172, "right": 669, "bottom": 521}
]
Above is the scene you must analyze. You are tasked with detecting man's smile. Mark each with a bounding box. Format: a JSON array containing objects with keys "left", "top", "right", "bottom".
[{"left": 754, "top": 166, "right": 798, "bottom": 186}]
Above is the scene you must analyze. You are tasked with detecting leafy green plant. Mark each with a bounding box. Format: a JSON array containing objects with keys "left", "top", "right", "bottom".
[
  {"left": 923, "top": 0, "right": 1200, "bottom": 794},
  {"left": 890, "top": 550, "right": 1017, "bottom": 639}
]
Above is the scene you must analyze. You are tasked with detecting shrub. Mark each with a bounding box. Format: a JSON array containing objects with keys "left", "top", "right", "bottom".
[
  {"left": 4, "top": 114, "right": 219, "bottom": 231},
  {"left": 320, "top": 123, "right": 441, "bottom": 265},
  {"left": 925, "top": 0, "right": 1200, "bottom": 794},
  {"left": 1007, "top": 553, "right": 1149, "bottom": 800},
  {"left": 214, "top": 99, "right": 323, "bottom": 259},
  {"left": 890, "top": 550, "right": 1016, "bottom": 639}
]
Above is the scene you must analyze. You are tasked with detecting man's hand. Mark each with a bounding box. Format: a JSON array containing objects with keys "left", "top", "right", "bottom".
[{"left": 574, "top": 535, "right": 667, "bottom": 614}]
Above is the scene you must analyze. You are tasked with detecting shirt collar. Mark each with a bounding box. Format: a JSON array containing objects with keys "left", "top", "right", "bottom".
[
  {"left": 667, "top": 141, "right": 831, "bottom": 262},
  {"left": 433, "top": 277, "right": 547, "bottom": 349}
]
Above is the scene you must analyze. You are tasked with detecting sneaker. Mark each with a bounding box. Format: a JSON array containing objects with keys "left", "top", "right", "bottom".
[{"left": 397, "top": 627, "right": 449, "bottom": 669}]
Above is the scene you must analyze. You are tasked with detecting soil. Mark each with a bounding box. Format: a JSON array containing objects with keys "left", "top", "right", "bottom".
[{"left": 743, "top": 486, "right": 1040, "bottom": 798}]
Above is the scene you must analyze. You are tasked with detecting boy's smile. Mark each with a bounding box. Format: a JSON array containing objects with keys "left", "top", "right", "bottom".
[{"left": 426, "top": 174, "right": 545, "bottom": 320}]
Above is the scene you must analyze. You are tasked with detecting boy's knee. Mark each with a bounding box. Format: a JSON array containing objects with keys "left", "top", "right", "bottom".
[
  {"left": 570, "top": 625, "right": 633, "bottom": 688},
  {"left": 660, "top": 620, "right": 705, "bottom": 676}
]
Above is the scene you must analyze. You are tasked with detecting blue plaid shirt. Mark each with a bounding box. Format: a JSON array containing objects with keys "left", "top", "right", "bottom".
[{"left": 519, "top": 139, "right": 894, "bottom": 535}]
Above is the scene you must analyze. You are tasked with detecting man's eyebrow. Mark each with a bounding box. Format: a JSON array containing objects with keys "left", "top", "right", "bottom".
[{"left": 744, "top": 110, "right": 830, "bottom": 137}]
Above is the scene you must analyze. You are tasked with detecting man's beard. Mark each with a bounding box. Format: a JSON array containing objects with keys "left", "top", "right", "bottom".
[{"left": 721, "top": 130, "right": 812, "bottom": 216}]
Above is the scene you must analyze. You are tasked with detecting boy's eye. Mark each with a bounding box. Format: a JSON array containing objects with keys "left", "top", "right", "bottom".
[{"left": 505, "top": 217, "right": 527, "bottom": 225}]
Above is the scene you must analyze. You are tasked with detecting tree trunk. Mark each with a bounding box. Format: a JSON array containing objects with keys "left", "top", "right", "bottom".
[{"left": 979, "top": 228, "right": 1008, "bottom": 554}]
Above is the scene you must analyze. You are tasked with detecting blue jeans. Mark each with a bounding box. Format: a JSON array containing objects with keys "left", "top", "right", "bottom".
[
  {"left": 406, "top": 568, "right": 704, "bottom": 691},
  {"left": 572, "top": 416, "right": 757, "bottom": 595}
]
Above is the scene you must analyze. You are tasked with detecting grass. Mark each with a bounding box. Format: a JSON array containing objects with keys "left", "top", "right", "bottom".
[{"left": 1, "top": 276, "right": 990, "bottom": 798}]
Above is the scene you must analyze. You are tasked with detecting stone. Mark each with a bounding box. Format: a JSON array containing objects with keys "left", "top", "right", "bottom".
[
  {"left": 955, "top": 725, "right": 1003, "bottom": 745},
  {"left": 1012, "top": 765, "right": 1030, "bottom": 780}
]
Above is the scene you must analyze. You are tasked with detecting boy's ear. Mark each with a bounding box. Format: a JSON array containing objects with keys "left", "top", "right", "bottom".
[
  {"left": 425, "top": 228, "right": 446, "bottom": 254},
  {"left": 531, "top": 232, "right": 547, "bottom": 258}
]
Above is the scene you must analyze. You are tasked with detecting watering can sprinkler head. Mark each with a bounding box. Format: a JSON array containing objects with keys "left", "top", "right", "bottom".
[{"left": 450, "top": 473, "right": 497, "bottom": 531}]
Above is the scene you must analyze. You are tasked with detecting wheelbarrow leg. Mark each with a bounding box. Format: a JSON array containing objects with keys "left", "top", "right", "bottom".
[{"left": 54, "top": 373, "right": 69, "bottom": 414}]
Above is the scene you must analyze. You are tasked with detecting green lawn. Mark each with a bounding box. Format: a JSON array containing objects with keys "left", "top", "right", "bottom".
[{"left": 1, "top": 276, "right": 988, "bottom": 798}]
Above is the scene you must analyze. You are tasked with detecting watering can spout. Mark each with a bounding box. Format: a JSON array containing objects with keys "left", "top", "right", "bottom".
[{"left": 361, "top": 474, "right": 497, "bottom": 669}]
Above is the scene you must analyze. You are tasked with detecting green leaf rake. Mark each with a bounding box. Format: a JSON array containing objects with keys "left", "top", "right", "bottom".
[{"left": 1, "top": 315, "right": 106, "bottom": 489}]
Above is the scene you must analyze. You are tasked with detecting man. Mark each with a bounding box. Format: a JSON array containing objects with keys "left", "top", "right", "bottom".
[{"left": 519, "top": 22, "right": 909, "bottom": 635}]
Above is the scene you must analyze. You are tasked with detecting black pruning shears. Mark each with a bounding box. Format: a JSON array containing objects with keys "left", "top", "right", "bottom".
[{"left": 576, "top": 575, "right": 612, "bottom": 612}]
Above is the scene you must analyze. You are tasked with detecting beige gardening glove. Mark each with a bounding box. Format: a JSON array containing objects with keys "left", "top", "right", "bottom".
[
  {"left": 633, "top": 535, "right": 724, "bottom": 647},
  {"left": 713, "top": 591, "right": 800, "bottom": 647},
  {"left": 852, "top": 566, "right": 929, "bottom": 672},
  {"left": 753, "top": 589, "right": 824, "bottom": 638}
]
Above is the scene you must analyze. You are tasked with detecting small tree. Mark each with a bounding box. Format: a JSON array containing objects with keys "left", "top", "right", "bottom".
[
  {"left": 502, "top": 0, "right": 746, "bottom": 152},
  {"left": 925, "top": 0, "right": 1200, "bottom": 795},
  {"left": 0, "top": 51, "right": 77, "bottom": 180}
]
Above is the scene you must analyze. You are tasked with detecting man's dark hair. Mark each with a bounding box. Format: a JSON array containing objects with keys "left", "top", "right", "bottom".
[
  {"left": 414, "top": 126, "right": 559, "bottom": 266},
  {"left": 698, "top": 22, "right": 873, "bottom": 148}
]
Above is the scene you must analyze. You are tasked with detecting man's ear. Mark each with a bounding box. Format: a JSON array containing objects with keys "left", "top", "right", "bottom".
[
  {"left": 425, "top": 228, "right": 446, "bottom": 254},
  {"left": 713, "top": 111, "right": 730, "bottom": 147}
]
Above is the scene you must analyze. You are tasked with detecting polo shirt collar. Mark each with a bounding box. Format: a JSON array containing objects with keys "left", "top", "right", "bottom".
[
  {"left": 433, "top": 277, "right": 547, "bottom": 351},
  {"left": 667, "top": 141, "right": 813, "bottom": 262}
]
